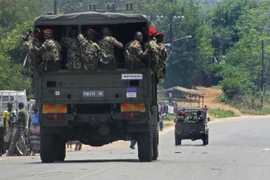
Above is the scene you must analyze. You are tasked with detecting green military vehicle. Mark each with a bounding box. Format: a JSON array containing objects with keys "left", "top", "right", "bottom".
[
  {"left": 174, "top": 108, "right": 209, "bottom": 145},
  {"left": 32, "top": 12, "right": 159, "bottom": 163}
]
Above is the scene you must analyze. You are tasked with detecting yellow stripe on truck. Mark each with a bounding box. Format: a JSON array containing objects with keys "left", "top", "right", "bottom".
[
  {"left": 42, "top": 104, "right": 67, "bottom": 114},
  {"left": 120, "top": 103, "right": 145, "bottom": 112}
]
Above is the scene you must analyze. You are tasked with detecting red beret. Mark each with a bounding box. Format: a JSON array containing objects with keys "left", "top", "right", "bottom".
[
  {"left": 43, "top": 29, "right": 53, "bottom": 34},
  {"left": 87, "top": 28, "right": 97, "bottom": 34},
  {"left": 34, "top": 32, "right": 43, "bottom": 39},
  {"left": 149, "top": 27, "right": 157, "bottom": 37},
  {"left": 156, "top": 32, "right": 164, "bottom": 38}
]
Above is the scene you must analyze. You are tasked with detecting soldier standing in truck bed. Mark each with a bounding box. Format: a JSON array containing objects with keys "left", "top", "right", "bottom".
[
  {"left": 124, "top": 31, "right": 149, "bottom": 68},
  {"left": 60, "top": 28, "right": 82, "bottom": 70},
  {"left": 156, "top": 32, "right": 167, "bottom": 78},
  {"left": 144, "top": 27, "right": 160, "bottom": 73},
  {"left": 77, "top": 28, "right": 100, "bottom": 71},
  {"left": 98, "top": 27, "right": 123, "bottom": 66},
  {"left": 33, "top": 29, "right": 62, "bottom": 71},
  {"left": 23, "top": 29, "right": 43, "bottom": 77}
]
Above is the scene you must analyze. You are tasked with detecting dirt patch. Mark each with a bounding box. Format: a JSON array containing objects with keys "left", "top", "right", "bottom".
[{"left": 197, "top": 87, "right": 243, "bottom": 116}]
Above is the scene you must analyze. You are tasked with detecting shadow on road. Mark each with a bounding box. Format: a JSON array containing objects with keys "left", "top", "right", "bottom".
[
  {"left": 26, "top": 158, "right": 141, "bottom": 164},
  {"left": 176, "top": 144, "right": 206, "bottom": 147}
]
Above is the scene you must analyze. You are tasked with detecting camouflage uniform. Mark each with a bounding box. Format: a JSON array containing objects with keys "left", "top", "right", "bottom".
[
  {"left": 77, "top": 34, "right": 100, "bottom": 71},
  {"left": 24, "top": 38, "right": 42, "bottom": 76},
  {"left": 158, "top": 43, "right": 167, "bottom": 64},
  {"left": 41, "top": 39, "right": 62, "bottom": 62},
  {"left": 124, "top": 40, "right": 144, "bottom": 62},
  {"left": 98, "top": 36, "right": 117, "bottom": 64},
  {"left": 148, "top": 38, "right": 160, "bottom": 73},
  {"left": 60, "top": 37, "right": 82, "bottom": 70},
  {"left": 157, "top": 43, "right": 167, "bottom": 77}
]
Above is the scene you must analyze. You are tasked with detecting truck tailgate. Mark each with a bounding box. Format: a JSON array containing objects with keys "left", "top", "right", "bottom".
[{"left": 38, "top": 70, "right": 150, "bottom": 103}]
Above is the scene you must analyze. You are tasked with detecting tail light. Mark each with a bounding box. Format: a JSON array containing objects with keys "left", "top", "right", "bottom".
[
  {"left": 178, "top": 111, "right": 186, "bottom": 116},
  {"left": 47, "top": 114, "right": 64, "bottom": 120},
  {"left": 123, "top": 112, "right": 141, "bottom": 119}
]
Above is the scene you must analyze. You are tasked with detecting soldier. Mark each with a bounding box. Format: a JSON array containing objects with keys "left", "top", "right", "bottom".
[
  {"left": 60, "top": 28, "right": 82, "bottom": 70},
  {"left": 124, "top": 31, "right": 148, "bottom": 69},
  {"left": 145, "top": 27, "right": 160, "bottom": 73},
  {"left": 156, "top": 32, "right": 167, "bottom": 78},
  {"left": 98, "top": 27, "right": 123, "bottom": 65},
  {"left": 33, "top": 29, "right": 62, "bottom": 71},
  {"left": 23, "top": 29, "right": 43, "bottom": 77},
  {"left": 77, "top": 28, "right": 100, "bottom": 71},
  {"left": 3, "top": 102, "right": 28, "bottom": 156}
]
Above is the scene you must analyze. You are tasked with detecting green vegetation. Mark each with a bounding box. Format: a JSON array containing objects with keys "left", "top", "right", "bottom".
[
  {"left": 163, "top": 114, "right": 176, "bottom": 121},
  {"left": 208, "top": 108, "right": 238, "bottom": 119},
  {"left": 1, "top": 0, "right": 270, "bottom": 112}
]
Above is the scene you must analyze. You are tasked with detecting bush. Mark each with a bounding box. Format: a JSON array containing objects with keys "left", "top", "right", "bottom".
[{"left": 221, "top": 78, "right": 243, "bottom": 100}]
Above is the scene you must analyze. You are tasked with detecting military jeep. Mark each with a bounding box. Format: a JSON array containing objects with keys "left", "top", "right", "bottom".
[{"left": 174, "top": 108, "right": 209, "bottom": 145}]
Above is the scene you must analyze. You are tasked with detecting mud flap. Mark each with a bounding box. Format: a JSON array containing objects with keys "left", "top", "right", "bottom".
[{"left": 151, "top": 106, "right": 159, "bottom": 160}]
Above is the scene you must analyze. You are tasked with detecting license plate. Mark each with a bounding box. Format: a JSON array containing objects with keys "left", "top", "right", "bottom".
[{"left": 83, "top": 91, "right": 104, "bottom": 97}]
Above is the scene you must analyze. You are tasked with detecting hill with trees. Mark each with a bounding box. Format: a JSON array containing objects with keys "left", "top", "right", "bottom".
[{"left": 1, "top": 0, "right": 270, "bottom": 113}]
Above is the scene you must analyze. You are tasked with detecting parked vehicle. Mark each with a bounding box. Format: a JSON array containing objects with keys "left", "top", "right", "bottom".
[
  {"left": 174, "top": 108, "right": 209, "bottom": 145},
  {"left": 0, "top": 90, "right": 28, "bottom": 127}
]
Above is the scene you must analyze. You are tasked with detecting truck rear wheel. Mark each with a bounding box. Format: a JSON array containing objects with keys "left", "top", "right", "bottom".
[
  {"left": 54, "top": 138, "right": 66, "bottom": 161},
  {"left": 152, "top": 136, "right": 158, "bottom": 160},
  {"left": 138, "top": 132, "right": 153, "bottom": 162},
  {"left": 175, "top": 134, "right": 181, "bottom": 146},
  {"left": 40, "top": 133, "right": 55, "bottom": 163},
  {"left": 202, "top": 134, "right": 209, "bottom": 145}
]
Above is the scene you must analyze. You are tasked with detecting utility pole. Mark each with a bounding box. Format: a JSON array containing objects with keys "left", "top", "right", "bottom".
[
  {"left": 47, "top": 0, "right": 57, "bottom": 15},
  {"left": 54, "top": 0, "right": 57, "bottom": 14},
  {"left": 261, "top": 40, "right": 264, "bottom": 108},
  {"left": 169, "top": 14, "right": 173, "bottom": 52}
]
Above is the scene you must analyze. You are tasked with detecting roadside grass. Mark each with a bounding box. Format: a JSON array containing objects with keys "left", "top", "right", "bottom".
[
  {"left": 208, "top": 108, "right": 238, "bottom": 118},
  {"left": 163, "top": 123, "right": 173, "bottom": 129},
  {"left": 159, "top": 114, "right": 175, "bottom": 129},
  {"left": 163, "top": 114, "right": 175, "bottom": 121},
  {"left": 218, "top": 93, "right": 270, "bottom": 115}
]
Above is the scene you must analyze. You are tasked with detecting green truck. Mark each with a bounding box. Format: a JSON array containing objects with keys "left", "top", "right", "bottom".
[{"left": 33, "top": 12, "right": 159, "bottom": 163}]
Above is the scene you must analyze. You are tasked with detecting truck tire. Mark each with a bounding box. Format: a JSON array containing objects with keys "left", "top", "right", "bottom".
[
  {"left": 152, "top": 136, "right": 158, "bottom": 160},
  {"left": 138, "top": 132, "right": 153, "bottom": 162},
  {"left": 54, "top": 139, "right": 66, "bottom": 162},
  {"left": 175, "top": 134, "right": 181, "bottom": 146},
  {"left": 40, "top": 133, "right": 55, "bottom": 163},
  {"left": 202, "top": 134, "right": 209, "bottom": 145}
]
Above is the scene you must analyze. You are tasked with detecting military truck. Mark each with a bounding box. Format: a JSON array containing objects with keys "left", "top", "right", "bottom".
[
  {"left": 32, "top": 12, "right": 159, "bottom": 163},
  {"left": 174, "top": 108, "right": 209, "bottom": 145}
]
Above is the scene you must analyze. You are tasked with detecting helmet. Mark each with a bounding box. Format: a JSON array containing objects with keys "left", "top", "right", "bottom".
[
  {"left": 148, "top": 27, "right": 157, "bottom": 37},
  {"left": 43, "top": 29, "right": 53, "bottom": 34},
  {"left": 43, "top": 29, "right": 53, "bottom": 39},
  {"left": 34, "top": 32, "right": 43, "bottom": 40},
  {"left": 87, "top": 28, "right": 97, "bottom": 34},
  {"left": 156, "top": 32, "right": 164, "bottom": 38}
]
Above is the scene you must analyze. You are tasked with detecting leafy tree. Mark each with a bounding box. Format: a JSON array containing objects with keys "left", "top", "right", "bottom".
[{"left": 221, "top": 1, "right": 270, "bottom": 106}]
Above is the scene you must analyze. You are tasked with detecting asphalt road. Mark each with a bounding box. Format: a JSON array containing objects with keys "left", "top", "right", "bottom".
[{"left": 1, "top": 116, "right": 270, "bottom": 180}]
